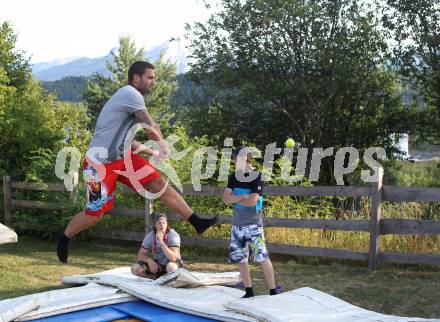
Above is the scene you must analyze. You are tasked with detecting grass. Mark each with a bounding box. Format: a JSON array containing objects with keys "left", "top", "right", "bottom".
[{"left": 0, "top": 236, "right": 439, "bottom": 319}]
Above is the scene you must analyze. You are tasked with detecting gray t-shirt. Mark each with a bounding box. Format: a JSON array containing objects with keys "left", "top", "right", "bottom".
[
  {"left": 141, "top": 229, "right": 181, "bottom": 266},
  {"left": 88, "top": 85, "right": 146, "bottom": 163}
]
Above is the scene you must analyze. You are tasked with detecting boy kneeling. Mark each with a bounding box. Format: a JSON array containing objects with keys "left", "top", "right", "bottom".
[{"left": 131, "top": 214, "right": 183, "bottom": 278}]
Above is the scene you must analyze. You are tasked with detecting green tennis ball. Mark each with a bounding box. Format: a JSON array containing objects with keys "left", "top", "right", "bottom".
[{"left": 285, "top": 138, "right": 296, "bottom": 148}]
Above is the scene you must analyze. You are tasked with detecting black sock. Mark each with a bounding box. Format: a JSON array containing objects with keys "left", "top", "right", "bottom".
[
  {"left": 270, "top": 288, "right": 277, "bottom": 295},
  {"left": 242, "top": 287, "right": 254, "bottom": 298},
  {"left": 188, "top": 213, "right": 219, "bottom": 234},
  {"left": 57, "top": 232, "right": 70, "bottom": 263}
]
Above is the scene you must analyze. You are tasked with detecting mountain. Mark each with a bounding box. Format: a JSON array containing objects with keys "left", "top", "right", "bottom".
[
  {"left": 41, "top": 76, "right": 88, "bottom": 102},
  {"left": 160, "top": 37, "right": 189, "bottom": 75},
  {"left": 33, "top": 56, "right": 111, "bottom": 81},
  {"left": 32, "top": 38, "right": 189, "bottom": 81},
  {"left": 32, "top": 57, "right": 82, "bottom": 74}
]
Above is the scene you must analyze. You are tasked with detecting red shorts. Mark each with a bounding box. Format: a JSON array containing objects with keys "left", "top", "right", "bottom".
[{"left": 83, "top": 151, "right": 161, "bottom": 216}]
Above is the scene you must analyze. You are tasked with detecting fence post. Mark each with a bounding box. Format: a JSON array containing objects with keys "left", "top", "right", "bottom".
[
  {"left": 368, "top": 167, "right": 384, "bottom": 271},
  {"left": 144, "top": 198, "right": 153, "bottom": 233},
  {"left": 3, "top": 176, "right": 12, "bottom": 225}
]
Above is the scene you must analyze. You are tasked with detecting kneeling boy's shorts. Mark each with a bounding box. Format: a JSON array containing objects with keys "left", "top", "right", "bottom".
[{"left": 145, "top": 258, "right": 184, "bottom": 279}]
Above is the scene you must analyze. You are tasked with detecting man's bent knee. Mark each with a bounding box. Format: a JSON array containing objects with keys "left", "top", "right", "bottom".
[
  {"left": 143, "top": 177, "right": 166, "bottom": 193},
  {"left": 166, "top": 262, "right": 179, "bottom": 273}
]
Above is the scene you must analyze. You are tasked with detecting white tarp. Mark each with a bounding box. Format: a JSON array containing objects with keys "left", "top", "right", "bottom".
[
  {"left": 0, "top": 283, "right": 135, "bottom": 322},
  {"left": 62, "top": 268, "right": 253, "bottom": 321},
  {"left": 152, "top": 268, "right": 240, "bottom": 287},
  {"left": 26, "top": 268, "right": 439, "bottom": 322},
  {"left": 0, "top": 224, "right": 17, "bottom": 245},
  {"left": 226, "top": 287, "right": 440, "bottom": 322},
  {"left": 0, "top": 298, "right": 38, "bottom": 322},
  {"left": 62, "top": 267, "right": 241, "bottom": 288},
  {"left": 116, "top": 280, "right": 257, "bottom": 322},
  {"left": 61, "top": 267, "right": 149, "bottom": 287}
]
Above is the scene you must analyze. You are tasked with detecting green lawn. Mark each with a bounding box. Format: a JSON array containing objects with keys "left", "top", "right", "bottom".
[{"left": 0, "top": 236, "right": 439, "bottom": 319}]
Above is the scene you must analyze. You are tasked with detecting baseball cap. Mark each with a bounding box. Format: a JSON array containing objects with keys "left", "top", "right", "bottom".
[{"left": 153, "top": 213, "right": 167, "bottom": 223}]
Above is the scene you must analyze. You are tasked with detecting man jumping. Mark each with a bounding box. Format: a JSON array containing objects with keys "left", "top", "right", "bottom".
[{"left": 57, "top": 61, "right": 218, "bottom": 263}]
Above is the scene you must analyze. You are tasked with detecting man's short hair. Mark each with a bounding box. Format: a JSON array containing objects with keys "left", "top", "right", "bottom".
[{"left": 128, "top": 61, "right": 155, "bottom": 82}]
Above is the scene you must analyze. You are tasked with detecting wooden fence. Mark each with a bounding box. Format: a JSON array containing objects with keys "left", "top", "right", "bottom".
[{"left": 2, "top": 169, "right": 440, "bottom": 270}]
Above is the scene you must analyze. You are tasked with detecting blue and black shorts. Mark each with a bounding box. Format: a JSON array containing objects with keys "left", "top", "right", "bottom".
[{"left": 229, "top": 224, "right": 269, "bottom": 263}]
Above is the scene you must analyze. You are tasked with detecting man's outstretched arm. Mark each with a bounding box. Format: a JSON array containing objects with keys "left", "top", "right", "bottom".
[{"left": 133, "top": 109, "right": 164, "bottom": 140}]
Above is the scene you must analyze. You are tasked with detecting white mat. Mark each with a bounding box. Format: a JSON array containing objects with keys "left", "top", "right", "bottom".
[
  {"left": 62, "top": 266, "right": 241, "bottom": 288},
  {"left": 62, "top": 267, "right": 253, "bottom": 321},
  {"left": 0, "top": 224, "right": 17, "bottom": 245},
  {"left": 0, "top": 283, "right": 135, "bottom": 322},
  {"left": 116, "top": 280, "right": 256, "bottom": 322},
  {"left": 226, "top": 287, "right": 440, "bottom": 322},
  {"left": 59, "top": 269, "right": 440, "bottom": 322},
  {"left": 61, "top": 266, "right": 149, "bottom": 286},
  {"left": 153, "top": 268, "right": 240, "bottom": 287},
  {"left": 0, "top": 298, "right": 38, "bottom": 322}
]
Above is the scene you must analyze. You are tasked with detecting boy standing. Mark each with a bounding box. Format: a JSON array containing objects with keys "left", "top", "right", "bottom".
[{"left": 223, "top": 147, "right": 276, "bottom": 298}]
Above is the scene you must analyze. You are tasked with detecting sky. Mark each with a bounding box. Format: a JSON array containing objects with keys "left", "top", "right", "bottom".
[{"left": 0, "top": 0, "right": 212, "bottom": 63}]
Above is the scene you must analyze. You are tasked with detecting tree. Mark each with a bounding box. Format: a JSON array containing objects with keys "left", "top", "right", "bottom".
[
  {"left": 185, "top": 0, "right": 414, "bottom": 184},
  {"left": 0, "top": 21, "right": 31, "bottom": 90},
  {"left": 0, "top": 80, "right": 91, "bottom": 179},
  {"left": 0, "top": 22, "right": 90, "bottom": 179},
  {"left": 382, "top": 0, "right": 440, "bottom": 144},
  {"left": 24, "top": 101, "right": 91, "bottom": 183},
  {"left": 83, "top": 36, "right": 177, "bottom": 130},
  {"left": 107, "top": 36, "right": 145, "bottom": 84},
  {"left": 41, "top": 76, "right": 88, "bottom": 102}
]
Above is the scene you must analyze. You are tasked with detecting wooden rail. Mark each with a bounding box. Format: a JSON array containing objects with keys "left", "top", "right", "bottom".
[{"left": 3, "top": 173, "right": 440, "bottom": 270}]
